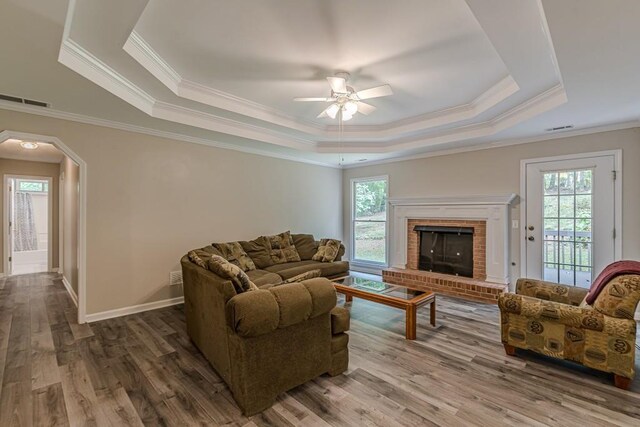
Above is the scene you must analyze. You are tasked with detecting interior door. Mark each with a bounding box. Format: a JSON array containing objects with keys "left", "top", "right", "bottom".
[
  {"left": 7, "top": 178, "right": 14, "bottom": 275},
  {"left": 524, "top": 155, "right": 616, "bottom": 288}
]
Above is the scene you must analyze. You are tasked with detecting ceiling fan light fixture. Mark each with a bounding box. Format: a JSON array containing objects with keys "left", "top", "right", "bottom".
[
  {"left": 344, "top": 101, "right": 358, "bottom": 115},
  {"left": 326, "top": 103, "right": 340, "bottom": 119},
  {"left": 341, "top": 110, "right": 353, "bottom": 121}
]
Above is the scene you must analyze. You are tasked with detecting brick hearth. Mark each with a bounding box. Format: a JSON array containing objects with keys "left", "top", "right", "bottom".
[{"left": 383, "top": 268, "right": 508, "bottom": 304}]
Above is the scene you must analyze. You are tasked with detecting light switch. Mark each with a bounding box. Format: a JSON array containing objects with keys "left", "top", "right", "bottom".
[{"left": 512, "top": 220, "right": 519, "bottom": 229}]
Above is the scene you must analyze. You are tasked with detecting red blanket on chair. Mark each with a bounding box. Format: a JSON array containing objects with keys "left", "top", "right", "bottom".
[{"left": 585, "top": 260, "right": 640, "bottom": 304}]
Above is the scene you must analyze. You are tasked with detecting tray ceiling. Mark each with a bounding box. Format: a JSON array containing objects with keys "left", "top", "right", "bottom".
[{"left": 58, "top": 0, "right": 566, "bottom": 154}]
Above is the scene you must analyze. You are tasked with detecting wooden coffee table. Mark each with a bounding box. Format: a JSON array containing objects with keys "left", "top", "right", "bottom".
[{"left": 332, "top": 276, "right": 436, "bottom": 340}]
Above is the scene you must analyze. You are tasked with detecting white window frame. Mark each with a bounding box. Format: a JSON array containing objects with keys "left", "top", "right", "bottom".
[{"left": 350, "top": 175, "right": 389, "bottom": 268}]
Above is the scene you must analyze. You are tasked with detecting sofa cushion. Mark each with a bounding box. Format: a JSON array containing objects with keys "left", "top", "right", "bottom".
[
  {"left": 264, "top": 260, "right": 349, "bottom": 280},
  {"left": 593, "top": 274, "right": 640, "bottom": 319},
  {"left": 291, "top": 234, "right": 319, "bottom": 260},
  {"left": 212, "top": 241, "right": 256, "bottom": 271},
  {"left": 246, "top": 269, "right": 283, "bottom": 287},
  {"left": 264, "top": 231, "right": 301, "bottom": 264},
  {"left": 331, "top": 307, "right": 350, "bottom": 334},
  {"left": 269, "top": 283, "right": 313, "bottom": 328},
  {"left": 312, "top": 239, "right": 342, "bottom": 262},
  {"left": 208, "top": 255, "right": 258, "bottom": 294},
  {"left": 226, "top": 278, "right": 336, "bottom": 337},
  {"left": 239, "top": 237, "right": 274, "bottom": 269}
]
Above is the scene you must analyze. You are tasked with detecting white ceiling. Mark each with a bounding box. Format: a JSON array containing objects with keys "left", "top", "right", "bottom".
[
  {"left": 0, "top": 0, "right": 638, "bottom": 166},
  {"left": 0, "top": 138, "right": 65, "bottom": 163},
  {"left": 131, "top": 0, "right": 510, "bottom": 125}
]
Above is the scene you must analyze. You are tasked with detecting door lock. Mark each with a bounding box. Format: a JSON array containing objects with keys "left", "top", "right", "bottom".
[
  {"left": 527, "top": 236, "right": 535, "bottom": 241},
  {"left": 528, "top": 225, "right": 535, "bottom": 231}
]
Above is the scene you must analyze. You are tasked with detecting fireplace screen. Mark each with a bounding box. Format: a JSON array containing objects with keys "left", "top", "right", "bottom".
[{"left": 415, "top": 226, "right": 474, "bottom": 277}]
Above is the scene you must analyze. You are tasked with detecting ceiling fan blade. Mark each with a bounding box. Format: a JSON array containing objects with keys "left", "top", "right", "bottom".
[
  {"left": 327, "top": 76, "right": 347, "bottom": 94},
  {"left": 293, "top": 97, "right": 331, "bottom": 102},
  {"left": 357, "top": 102, "right": 377, "bottom": 115},
  {"left": 355, "top": 84, "right": 393, "bottom": 100}
]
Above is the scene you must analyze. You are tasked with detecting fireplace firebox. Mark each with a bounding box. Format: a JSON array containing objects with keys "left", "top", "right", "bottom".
[{"left": 414, "top": 225, "right": 474, "bottom": 278}]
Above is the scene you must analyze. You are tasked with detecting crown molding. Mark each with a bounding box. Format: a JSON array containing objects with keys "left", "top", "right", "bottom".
[
  {"left": 343, "top": 120, "right": 640, "bottom": 169},
  {"left": 318, "top": 84, "right": 567, "bottom": 153},
  {"left": 0, "top": 101, "right": 340, "bottom": 168},
  {"left": 62, "top": 34, "right": 571, "bottom": 153},
  {"left": 124, "top": 31, "right": 526, "bottom": 140},
  {"left": 123, "top": 31, "right": 325, "bottom": 135},
  {"left": 59, "top": 38, "right": 319, "bottom": 151}
]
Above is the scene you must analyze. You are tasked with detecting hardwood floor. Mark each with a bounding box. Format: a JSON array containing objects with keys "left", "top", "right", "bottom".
[{"left": 1, "top": 273, "right": 639, "bottom": 426}]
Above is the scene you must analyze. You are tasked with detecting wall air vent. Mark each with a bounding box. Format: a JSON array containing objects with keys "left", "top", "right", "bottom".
[
  {"left": 545, "top": 125, "right": 574, "bottom": 132},
  {"left": 0, "top": 93, "right": 50, "bottom": 108}
]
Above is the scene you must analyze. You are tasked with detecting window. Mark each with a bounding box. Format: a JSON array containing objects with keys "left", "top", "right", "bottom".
[
  {"left": 18, "top": 180, "right": 48, "bottom": 193},
  {"left": 352, "top": 177, "right": 388, "bottom": 264},
  {"left": 542, "top": 169, "right": 593, "bottom": 287}
]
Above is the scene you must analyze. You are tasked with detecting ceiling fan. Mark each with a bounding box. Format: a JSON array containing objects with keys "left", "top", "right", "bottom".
[{"left": 294, "top": 72, "right": 393, "bottom": 121}]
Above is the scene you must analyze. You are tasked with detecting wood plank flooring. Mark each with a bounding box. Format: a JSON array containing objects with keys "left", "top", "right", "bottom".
[{"left": 1, "top": 273, "right": 639, "bottom": 426}]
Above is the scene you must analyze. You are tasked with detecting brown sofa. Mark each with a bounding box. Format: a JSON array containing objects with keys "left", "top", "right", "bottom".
[{"left": 180, "top": 233, "right": 350, "bottom": 415}]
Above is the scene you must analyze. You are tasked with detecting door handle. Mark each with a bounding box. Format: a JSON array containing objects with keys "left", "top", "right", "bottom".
[{"left": 527, "top": 236, "right": 535, "bottom": 241}]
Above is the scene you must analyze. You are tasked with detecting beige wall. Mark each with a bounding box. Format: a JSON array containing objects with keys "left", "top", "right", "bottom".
[
  {"left": 0, "top": 158, "right": 60, "bottom": 273},
  {"left": 61, "top": 156, "right": 79, "bottom": 294},
  {"left": 0, "top": 109, "right": 342, "bottom": 315},
  {"left": 343, "top": 128, "right": 640, "bottom": 283}
]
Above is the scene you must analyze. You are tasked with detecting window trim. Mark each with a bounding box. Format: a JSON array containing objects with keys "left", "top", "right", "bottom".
[{"left": 350, "top": 175, "right": 389, "bottom": 267}]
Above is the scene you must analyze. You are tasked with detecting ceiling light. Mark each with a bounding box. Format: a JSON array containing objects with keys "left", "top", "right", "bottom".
[
  {"left": 326, "top": 103, "right": 340, "bottom": 119},
  {"left": 344, "top": 101, "right": 358, "bottom": 115},
  {"left": 20, "top": 141, "right": 39, "bottom": 150},
  {"left": 341, "top": 110, "right": 353, "bottom": 121}
]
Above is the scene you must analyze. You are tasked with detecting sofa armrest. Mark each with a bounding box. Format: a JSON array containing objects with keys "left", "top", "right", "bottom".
[
  {"left": 499, "top": 293, "right": 636, "bottom": 338},
  {"left": 515, "top": 278, "right": 589, "bottom": 306},
  {"left": 226, "top": 277, "right": 337, "bottom": 338}
]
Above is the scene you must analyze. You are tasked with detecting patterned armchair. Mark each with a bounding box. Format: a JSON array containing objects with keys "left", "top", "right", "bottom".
[{"left": 498, "top": 275, "right": 640, "bottom": 389}]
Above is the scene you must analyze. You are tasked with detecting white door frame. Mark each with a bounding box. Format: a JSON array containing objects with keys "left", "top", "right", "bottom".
[
  {"left": 0, "top": 130, "right": 87, "bottom": 323},
  {"left": 3, "top": 175, "right": 53, "bottom": 275},
  {"left": 519, "top": 150, "right": 622, "bottom": 278}
]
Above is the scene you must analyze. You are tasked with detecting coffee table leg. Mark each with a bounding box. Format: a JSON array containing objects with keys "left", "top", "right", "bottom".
[
  {"left": 406, "top": 305, "right": 416, "bottom": 340},
  {"left": 430, "top": 298, "right": 436, "bottom": 327}
]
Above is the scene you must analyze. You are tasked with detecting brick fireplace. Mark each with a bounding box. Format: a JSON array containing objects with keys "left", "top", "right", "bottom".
[
  {"left": 383, "top": 195, "right": 516, "bottom": 303},
  {"left": 406, "top": 219, "right": 486, "bottom": 280}
]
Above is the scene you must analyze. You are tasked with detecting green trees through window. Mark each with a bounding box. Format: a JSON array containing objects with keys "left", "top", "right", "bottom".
[{"left": 353, "top": 178, "right": 387, "bottom": 264}]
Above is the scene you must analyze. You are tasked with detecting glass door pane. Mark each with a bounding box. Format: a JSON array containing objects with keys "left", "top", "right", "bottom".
[{"left": 542, "top": 169, "right": 593, "bottom": 287}]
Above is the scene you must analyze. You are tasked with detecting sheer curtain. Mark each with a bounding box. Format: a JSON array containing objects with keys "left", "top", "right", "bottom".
[{"left": 14, "top": 192, "right": 38, "bottom": 251}]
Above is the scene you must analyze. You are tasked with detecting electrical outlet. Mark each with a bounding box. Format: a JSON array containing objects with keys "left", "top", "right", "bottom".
[
  {"left": 169, "top": 271, "right": 183, "bottom": 287},
  {"left": 512, "top": 220, "right": 519, "bottom": 229}
]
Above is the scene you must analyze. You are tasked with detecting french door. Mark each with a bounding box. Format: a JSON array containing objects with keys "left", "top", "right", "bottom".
[{"left": 523, "top": 153, "right": 618, "bottom": 288}]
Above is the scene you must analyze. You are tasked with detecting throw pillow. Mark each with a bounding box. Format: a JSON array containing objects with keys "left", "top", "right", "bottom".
[
  {"left": 208, "top": 254, "right": 259, "bottom": 294},
  {"left": 212, "top": 241, "right": 256, "bottom": 271},
  {"left": 239, "top": 237, "right": 274, "bottom": 269},
  {"left": 291, "top": 233, "right": 319, "bottom": 260},
  {"left": 264, "top": 231, "right": 301, "bottom": 264},
  {"left": 282, "top": 269, "right": 322, "bottom": 284},
  {"left": 593, "top": 274, "right": 640, "bottom": 319},
  {"left": 312, "top": 239, "right": 341, "bottom": 262},
  {"left": 187, "top": 250, "right": 208, "bottom": 269}
]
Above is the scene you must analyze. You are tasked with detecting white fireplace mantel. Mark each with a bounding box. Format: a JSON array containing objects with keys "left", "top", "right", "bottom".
[{"left": 389, "top": 194, "right": 517, "bottom": 284}]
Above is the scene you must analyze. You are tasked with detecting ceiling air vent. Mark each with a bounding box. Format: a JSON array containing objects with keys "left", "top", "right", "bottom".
[
  {"left": 545, "top": 125, "right": 574, "bottom": 132},
  {"left": 0, "top": 93, "right": 50, "bottom": 108}
]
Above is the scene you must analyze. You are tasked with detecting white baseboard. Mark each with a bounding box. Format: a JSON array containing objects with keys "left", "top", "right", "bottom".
[
  {"left": 85, "top": 296, "right": 185, "bottom": 323},
  {"left": 62, "top": 276, "right": 78, "bottom": 307}
]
